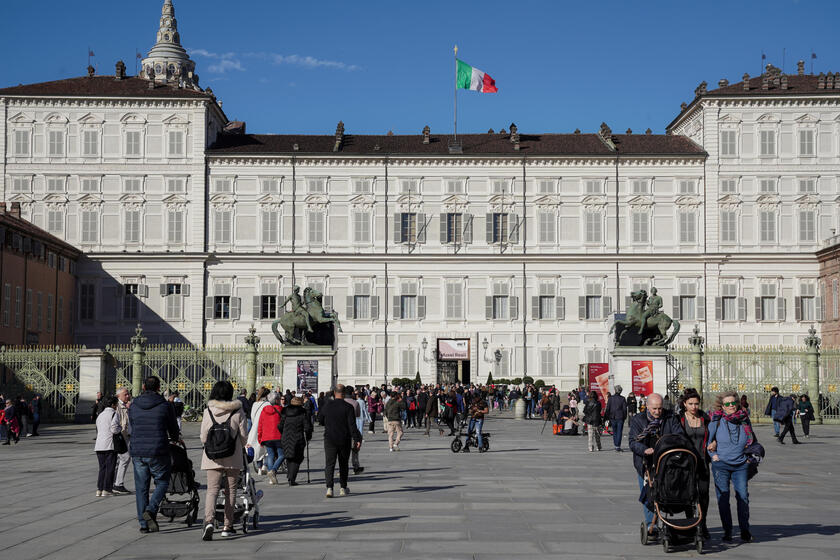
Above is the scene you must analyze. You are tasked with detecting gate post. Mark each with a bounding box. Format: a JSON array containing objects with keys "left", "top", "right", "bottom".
[
  {"left": 131, "top": 324, "right": 147, "bottom": 397},
  {"left": 805, "top": 325, "right": 822, "bottom": 424},
  {"left": 688, "top": 324, "right": 704, "bottom": 396},
  {"left": 245, "top": 324, "right": 260, "bottom": 397}
]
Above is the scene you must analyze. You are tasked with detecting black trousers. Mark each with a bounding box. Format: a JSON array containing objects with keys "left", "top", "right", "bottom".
[
  {"left": 96, "top": 450, "right": 117, "bottom": 491},
  {"left": 368, "top": 412, "right": 378, "bottom": 432},
  {"left": 800, "top": 416, "right": 811, "bottom": 436},
  {"left": 779, "top": 416, "right": 799, "bottom": 442},
  {"left": 686, "top": 467, "right": 710, "bottom": 531},
  {"left": 286, "top": 460, "right": 301, "bottom": 483},
  {"left": 324, "top": 440, "right": 351, "bottom": 489},
  {"left": 444, "top": 416, "right": 455, "bottom": 434}
]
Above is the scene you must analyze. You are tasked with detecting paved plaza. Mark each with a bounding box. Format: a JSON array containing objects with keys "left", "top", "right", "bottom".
[{"left": 0, "top": 412, "right": 838, "bottom": 560}]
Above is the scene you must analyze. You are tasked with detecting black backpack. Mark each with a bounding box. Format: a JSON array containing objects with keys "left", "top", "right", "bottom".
[{"left": 204, "top": 409, "right": 237, "bottom": 460}]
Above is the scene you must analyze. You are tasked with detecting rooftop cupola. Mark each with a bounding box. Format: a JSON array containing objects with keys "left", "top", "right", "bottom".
[{"left": 141, "top": 0, "right": 199, "bottom": 89}]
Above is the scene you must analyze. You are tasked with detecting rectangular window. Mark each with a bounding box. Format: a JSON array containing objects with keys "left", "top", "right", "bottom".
[
  {"left": 213, "top": 178, "right": 232, "bottom": 193},
  {"left": 401, "top": 349, "right": 417, "bottom": 377},
  {"left": 720, "top": 211, "right": 737, "bottom": 243},
  {"left": 679, "top": 212, "right": 697, "bottom": 243},
  {"left": 354, "top": 349, "right": 370, "bottom": 377},
  {"left": 759, "top": 179, "right": 776, "bottom": 193},
  {"left": 445, "top": 179, "right": 462, "bottom": 193},
  {"left": 261, "top": 295, "right": 277, "bottom": 319},
  {"left": 213, "top": 296, "right": 231, "bottom": 319},
  {"left": 444, "top": 213, "right": 463, "bottom": 244},
  {"left": 538, "top": 283, "right": 556, "bottom": 319},
  {"left": 760, "top": 284, "right": 777, "bottom": 321},
  {"left": 80, "top": 284, "right": 95, "bottom": 321},
  {"left": 82, "top": 130, "right": 99, "bottom": 156},
  {"left": 585, "top": 212, "right": 602, "bottom": 243},
  {"left": 586, "top": 296, "right": 601, "bottom": 319},
  {"left": 165, "top": 283, "right": 182, "bottom": 321},
  {"left": 799, "top": 129, "right": 815, "bottom": 156},
  {"left": 540, "top": 349, "right": 555, "bottom": 378},
  {"left": 25, "top": 289, "right": 32, "bottom": 329},
  {"left": 168, "top": 210, "right": 184, "bottom": 244},
  {"left": 492, "top": 281, "right": 509, "bottom": 320},
  {"left": 353, "top": 179, "right": 372, "bottom": 193},
  {"left": 799, "top": 210, "right": 816, "bottom": 243},
  {"left": 262, "top": 209, "right": 280, "bottom": 244},
  {"left": 491, "top": 179, "right": 509, "bottom": 194},
  {"left": 262, "top": 178, "right": 280, "bottom": 193},
  {"left": 353, "top": 295, "right": 370, "bottom": 320},
  {"left": 81, "top": 211, "right": 98, "bottom": 243},
  {"left": 585, "top": 180, "right": 601, "bottom": 194},
  {"left": 401, "top": 179, "right": 419, "bottom": 194},
  {"left": 538, "top": 179, "right": 555, "bottom": 194},
  {"left": 214, "top": 209, "right": 232, "bottom": 244},
  {"left": 352, "top": 210, "right": 370, "bottom": 244},
  {"left": 124, "top": 178, "right": 142, "bottom": 192},
  {"left": 400, "top": 213, "right": 417, "bottom": 244},
  {"left": 760, "top": 130, "right": 776, "bottom": 156},
  {"left": 167, "top": 130, "right": 184, "bottom": 157},
  {"left": 36, "top": 292, "right": 42, "bottom": 331},
  {"left": 720, "top": 179, "right": 737, "bottom": 193},
  {"left": 307, "top": 178, "right": 326, "bottom": 193},
  {"left": 57, "top": 296, "right": 64, "bottom": 333},
  {"left": 760, "top": 210, "right": 776, "bottom": 243},
  {"left": 834, "top": 279, "right": 839, "bottom": 320},
  {"left": 799, "top": 179, "right": 816, "bottom": 193},
  {"left": 11, "top": 177, "right": 29, "bottom": 192},
  {"left": 680, "top": 296, "right": 696, "bottom": 320},
  {"left": 46, "top": 177, "right": 64, "bottom": 192},
  {"left": 308, "top": 210, "right": 325, "bottom": 244},
  {"left": 2, "top": 284, "right": 9, "bottom": 326},
  {"left": 632, "top": 212, "right": 649, "bottom": 243},
  {"left": 81, "top": 177, "right": 99, "bottom": 192},
  {"left": 45, "top": 294, "right": 53, "bottom": 332},
  {"left": 48, "top": 130, "right": 65, "bottom": 156},
  {"left": 538, "top": 211, "right": 556, "bottom": 243},
  {"left": 14, "top": 130, "right": 30, "bottom": 156},
  {"left": 492, "top": 213, "right": 509, "bottom": 244},
  {"left": 679, "top": 180, "right": 696, "bottom": 194},
  {"left": 125, "top": 130, "right": 142, "bottom": 156},
  {"left": 124, "top": 210, "right": 141, "bottom": 243},
  {"left": 720, "top": 130, "right": 737, "bottom": 156},
  {"left": 167, "top": 178, "right": 185, "bottom": 192},
  {"left": 800, "top": 283, "right": 816, "bottom": 321},
  {"left": 632, "top": 180, "right": 648, "bottom": 194},
  {"left": 14, "top": 286, "right": 22, "bottom": 328},
  {"left": 445, "top": 282, "right": 462, "bottom": 319},
  {"left": 400, "top": 295, "right": 417, "bottom": 319},
  {"left": 123, "top": 284, "right": 139, "bottom": 320},
  {"left": 721, "top": 283, "right": 737, "bottom": 321}
]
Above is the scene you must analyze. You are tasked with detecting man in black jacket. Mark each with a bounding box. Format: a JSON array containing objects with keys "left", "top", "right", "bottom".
[
  {"left": 321, "top": 384, "right": 362, "bottom": 498},
  {"left": 764, "top": 386, "right": 781, "bottom": 437},
  {"left": 774, "top": 393, "right": 800, "bottom": 444},
  {"left": 128, "top": 376, "right": 179, "bottom": 533},
  {"left": 604, "top": 385, "right": 628, "bottom": 452}
]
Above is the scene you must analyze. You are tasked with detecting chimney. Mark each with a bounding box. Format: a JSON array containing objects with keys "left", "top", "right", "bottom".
[
  {"left": 422, "top": 125, "right": 430, "bottom": 144},
  {"left": 386, "top": 130, "right": 394, "bottom": 136},
  {"left": 0, "top": 202, "right": 6, "bottom": 214},
  {"left": 573, "top": 129, "right": 580, "bottom": 134},
  {"left": 645, "top": 128, "right": 652, "bottom": 135},
  {"left": 509, "top": 123, "right": 518, "bottom": 143},
  {"left": 487, "top": 128, "right": 495, "bottom": 134},
  {"left": 680, "top": 102, "right": 688, "bottom": 111},
  {"left": 499, "top": 128, "right": 506, "bottom": 135},
  {"left": 742, "top": 73, "right": 750, "bottom": 91},
  {"left": 87, "top": 65, "right": 95, "bottom": 78},
  {"left": 10, "top": 202, "right": 21, "bottom": 218},
  {"left": 694, "top": 81, "right": 707, "bottom": 96},
  {"left": 817, "top": 72, "right": 825, "bottom": 89},
  {"left": 718, "top": 79, "right": 729, "bottom": 88},
  {"left": 625, "top": 128, "right": 632, "bottom": 134},
  {"left": 781, "top": 74, "right": 788, "bottom": 90},
  {"left": 797, "top": 60, "right": 805, "bottom": 76},
  {"left": 835, "top": 72, "right": 840, "bottom": 89},
  {"left": 115, "top": 60, "right": 126, "bottom": 80},
  {"left": 827, "top": 73, "right": 835, "bottom": 90},
  {"left": 761, "top": 74, "right": 769, "bottom": 90}
]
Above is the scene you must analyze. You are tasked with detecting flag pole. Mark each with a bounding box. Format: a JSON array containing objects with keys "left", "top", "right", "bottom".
[{"left": 454, "top": 45, "right": 458, "bottom": 143}]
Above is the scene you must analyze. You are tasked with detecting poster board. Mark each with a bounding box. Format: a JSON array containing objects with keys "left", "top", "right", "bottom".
[
  {"left": 297, "top": 360, "right": 318, "bottom": 393},
  {"left": 587, "top": 363, "right": 611, "bottom": 408},
  {"left": 631, "top": 360, "right": 654, "bottom": 397},
  {"left": 437, "top": 338, "right": 470, "bottom": 361}
]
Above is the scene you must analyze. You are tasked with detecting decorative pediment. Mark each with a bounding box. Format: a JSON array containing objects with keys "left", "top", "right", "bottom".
[
  {"left": 162, "top": 114, "right": 190, "bottom": 125},
  {"left": 119, "top": 193, "right": 146, "bottom": 204},
  {"left": 717, "top": 194, "right": 742, "bottom": 205},
  {"left": 718, "top": 114, "right": 740, "bottom": 124},
  {"left": 77, "top": 113, "right": 104, "bottom": 125},
  {"left": 581, "top": 195, "right": 607, "bottom": 207},
  {"left": 756, "top": 193, "right": 780, "bottom": 208},
  {"left": 628, "top": 195, "right": 654, "bottom": 207},
  {"left": 120, "top": 113, "right": 148, "bottom": 124},
  {"left": 76, "top": 193, "right": 103, "bottom": 206},
  {"left": 488, "top": 194, "right": 515, "bottom": 206},
  {"left": 7, "top": 193, "right": 33, "bottom": 204},
  {"left": 43, "top": 193, "right": 69, "bottom": 205},
  {"left": 795, "top": 194, "right": 820, "bottom": 208},
  {"left": 304, "top": 194, "right": 329, "bottom": 207},
  {"left": 257, "top": 193, "right": 285, "bottom": 205},
  {"left": 395, "top": 193, "right": 423, "bottom": 205},
  {"left": 348, "top": 193, "right": 375, "bottom": 208},
  {"left": 162, "top": 193, "right": 188, "bottom": 205},
  {"left": 9, "top": 112, "right": 34, "bottom": 124},
  {"left": 534, "top": 194, "right": 560, "bottom": 206},
  {"left": 675, "top": 195, "right": 701, "bottom": 207},
  {"left": 795, "top": 113, "right": 818, "bottom": 124},
  {"left": 441, "top": 194, "right": 469, "bottom": 212},
  {"left": 756, "top": 113, "right": 779, "bottom": 123},
  {"left": 209, "top": 193, "right": 235, "bottom": 205},
  {"left": 44, "top": 113, "right": 68, "bottom": 124}
]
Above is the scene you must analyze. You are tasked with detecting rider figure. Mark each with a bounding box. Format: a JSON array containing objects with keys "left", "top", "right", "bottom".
[
  {"left": 639, "top": 287, "right": 662, "bottom": 334},
  {"left": 282, "top": 285, "right": 314, "bottom": 333}
]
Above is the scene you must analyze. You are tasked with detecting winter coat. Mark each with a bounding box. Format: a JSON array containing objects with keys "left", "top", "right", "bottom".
[
  {"left": 384, "top": 398, "right": 406, "bottom": 422},
  {"left": 425, "top": 394, "right": 439, "bottom": 418},
  {"left": 94, "top": 407, "right": 121, "bottom": 452},
  {"left": 773, "top": 396, "right": 795, "bottom": 422},
  {"left": 246, "top": 399, "right": 271, "bottom": 462},
  {"left": 128, "top": 391, "right": 179, "bottom": 458},
  {"left": 116, "top": 399, "right": 131, "bottom": 438},
  {"left": 626, "top": 395, "right": 638, "bottom": 414},
  {"left": 605, "top": 394, "right": 628, "bottom": 421},
  {"left": 583, "top": 399, "right": 602, "bottom": 426},
  {"left": 200, "top": 399, "right": 248, "bottom": 471},
  {"left": 257, "top": 404, "right": 283, "bottom": 445},
  {"left": 279, "top": 405, "right": 312, "bottom": 463},
  {"left": 764, "top": 394, "right": 780, "bottom": 416},
  {"left": 628, "top": 410, "right": 679, "bottom": 476}
]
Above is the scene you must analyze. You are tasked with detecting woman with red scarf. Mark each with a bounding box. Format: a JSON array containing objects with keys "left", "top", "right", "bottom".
[
  {"left": 675, "top": 388, "right": 711, "bottom": 540},
  {"left": 707, "top": 391, "right": 754, "bottom": 543}
]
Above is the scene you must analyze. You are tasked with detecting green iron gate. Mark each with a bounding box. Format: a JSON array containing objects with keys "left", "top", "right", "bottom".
[{"left": 0, "top": 346, "right": 81, "bottom": 420}]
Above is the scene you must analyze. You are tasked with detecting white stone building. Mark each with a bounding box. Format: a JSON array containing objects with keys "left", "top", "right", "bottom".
[{"left": 2, "top": 1, "right": 839, "bottom": 388}]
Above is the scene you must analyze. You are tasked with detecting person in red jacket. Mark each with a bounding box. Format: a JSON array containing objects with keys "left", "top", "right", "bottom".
[{"left": 257, "top": 394, "right": 284, "bottom": 484}]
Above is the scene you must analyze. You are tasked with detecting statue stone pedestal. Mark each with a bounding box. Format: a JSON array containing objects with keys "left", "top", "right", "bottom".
[
  {"left": 281, "top": 345, "right": 336, "bottom": 395},
  {"left": 610, "top": 346, "right": 668, "bottom": 398}
]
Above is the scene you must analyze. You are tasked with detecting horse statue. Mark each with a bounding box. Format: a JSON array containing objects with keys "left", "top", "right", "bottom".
[
  {"left": 271, "top": 286, "right": 342, "bottom": 346},
  {"left": 609, "top": 288, "right": 680, "bottom": 347}
]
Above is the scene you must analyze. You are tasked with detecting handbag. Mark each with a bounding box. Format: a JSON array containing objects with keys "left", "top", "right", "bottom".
[{"left": 113, "top": 432, "right": 128, "bottom": 454}]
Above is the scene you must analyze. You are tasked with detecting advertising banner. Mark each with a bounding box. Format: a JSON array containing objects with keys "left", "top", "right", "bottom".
[
  {"left": 296, "top": 360, "right": 318, "bottom": 393},
  {"left": 587, "top": 363, "right": 611, "bottom": 407},
  {"left": 631, "top": 360, "right": 654, "bottom": 397},
  {"left": 437, "top": 338, "right": 470, "bottom": 361}
]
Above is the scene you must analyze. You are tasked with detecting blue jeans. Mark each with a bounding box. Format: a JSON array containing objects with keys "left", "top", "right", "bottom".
[
  {"left": 712, "top": 461, "right": 750, "bottom": 535},
  {"left": 132, "top": 456, "right": 171, "bottom": 528},
  {"left": 525, "top": 400, "right": 534, "bottom": 417},
  {"left": 265, "top": 443, "right": 285, "bottom": 472},
  {"left": 771, "top": 409, "right": 780, "bottom": 435},
  {"left": 468, "top": 418, "right": 484, "bottom": 449},
  {"left": 611, "top": 419, "right": 625, "bottom": 449},
  {"left": 637, "top": 474, "right": 654, "bottom": 525}
]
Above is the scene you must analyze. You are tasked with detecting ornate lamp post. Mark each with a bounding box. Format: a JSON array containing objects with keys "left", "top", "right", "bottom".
[
  {"left": 130, "top": 323, "right": 147, "bottom": 397},
  {"left": 244, "top": 324, "right": 260, "bottom": 397}
]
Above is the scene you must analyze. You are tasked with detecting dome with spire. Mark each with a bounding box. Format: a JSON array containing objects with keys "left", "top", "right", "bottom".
[{"left": 141, "top": 0, "right": 199, "bottom": 89}]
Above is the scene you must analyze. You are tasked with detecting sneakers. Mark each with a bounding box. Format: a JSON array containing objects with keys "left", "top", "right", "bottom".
[
  {"left": 112, "top": 486, "right": 131, "bottom": 495},
  {"left": 394, "top": 445, "right": 400, "bottom": 452},
  {"left": 721, "top": 533, "right": 734, "bottom": 542},
  {"left": 353, "top": 467, "right": 365, "bottom": 475},
  {"left": 95, "top": 490, "right": 103, "bottom": 497},
  {"left": 202, "top": 523, "right": 214, "bottom": 541},
  {"left": 325, "top": 487, "right": 334, "bottom": 498},
  {"left": 740, "top": 530, "right": 753, "bottom": 543},
  {"left": 220, "top": 527, "right": 236, "bottom": 537},
  {"left": 101, "top": 490, "right": 115, "bottom": 497},
  {"left": 339, "top": 487, "right": 349, "bottom": 496},
  {"left": 289, "top": 481, "right": 299, "bottom": 486},
  {"left": 389, "top": 447, "right": 394, "bottom": 452},
  {"left": 259, "top": 466, "right": 268, "bottom": 475},
  {"left": 267, "top": 470, "right": 278, "bottom": 485},
  {"left": 142, "top": 510, "right": 159, "bottom": 533}
]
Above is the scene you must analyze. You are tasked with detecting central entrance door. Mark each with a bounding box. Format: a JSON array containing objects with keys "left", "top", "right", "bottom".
[{"left": 435, "top": 338, "right": 471, "bottom": 385}]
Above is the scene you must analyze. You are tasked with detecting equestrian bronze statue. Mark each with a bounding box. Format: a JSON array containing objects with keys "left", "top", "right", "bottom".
[
  {"left": 271, "top": 286, "right": 342, "bottom": 346},
  {"left": 609, "top": 287, "right": 680, "bottom": 347}
]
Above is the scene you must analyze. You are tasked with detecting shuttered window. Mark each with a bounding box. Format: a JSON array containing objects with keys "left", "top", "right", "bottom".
[
  {"left": 214, "top": 209, "right": 232, "bottom": 244},
  {"left": 759, "top": 130, "right": 775, "bottom": 156},
  {"left": 125, "top": 130, "right": 142, "bottom": 156},
  {"left": 679, "top": 212, "right": 697, "bottom": 243},
  {"left": 124, "top": 210, "right": 141, "bottom": 243},
  {"left": 48, "top": 130, "right": 65, "bottom": 156},
  {"left": 759, "top": 211, "right": 776, "bottom": 243},
  {"left": 538, "top": 211, "right": 556, "bottom": 243},
  {"left": 13, "top": 130, "right": 30, "bottom": 156},
  {"left": 540, "top": 349, "right": 555, "bottom": 377},
  {"left": 352, "top": 210, "right": 370, "bottom": 244},
  {"left": 632, "top": 212, "right": 649, "bottom": 243},
  {"left": 585, "top": 212, "right": 602, "bottom": 243},
  {"left": 445, "top": 282, "right": 462, "bottom": 319},
  {"left": 82, "top": 130, "right": 99, "bottom": 156},
  {"left": 720, "top": 130, "right": 737, "bottom": 156},
  {"left": 168, "top": 210, "right": 184, "bottom": 244},
  {"left": 262, "top": 209, "right": 280, "bottom": 244},
  {"left": 799, "top": 129, "right": 815, "bottom": 156},
  {"left": 720, "top": 211, "right": 737, "bottom": 243},
  {"left": 799, "top": 210, "right": 816, "bottom": 243},
  {"left": 167, "top": 130, "right": 184, "bottom": 157},
  {"left": 720, "top": 179, "right": 737, "bottom": 193},
  {"left": 81, "top": 211, "right": 98, "bottom": 243}
]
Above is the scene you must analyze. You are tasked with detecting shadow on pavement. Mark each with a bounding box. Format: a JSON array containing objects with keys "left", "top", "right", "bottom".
[
  {"left": 352, "top": 484, "right": 463, "bottom": 496},
  {"left": 751, "top": 523, "right": 840, "bottom": 541},
  {"left": 257, "top": 514, "right": 408, "bottom": 531}
]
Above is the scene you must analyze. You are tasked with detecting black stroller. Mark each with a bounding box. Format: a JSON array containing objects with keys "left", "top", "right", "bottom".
[
  {"left": 640, "top": 433, "right": 704, "bottom": 554},
  {"left": 159, "top": 442, "right": 200, "bottom": 526}
]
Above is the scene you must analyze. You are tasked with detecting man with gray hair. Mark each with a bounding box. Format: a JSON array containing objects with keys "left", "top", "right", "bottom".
[
  {"left": 113, "top": 387, "right": 133, "bottom": 495},
  {"left": 320, "top": 384, "right": 362, "bottom": 497},
  {"left": 604, "top": 384, "right": 628, "bottom": 452}
]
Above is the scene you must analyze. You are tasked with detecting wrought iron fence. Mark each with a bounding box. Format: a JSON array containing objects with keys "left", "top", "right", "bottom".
[
  {"left": 0, "top": 345, "right": 82, "bottom": 420},
  {"left": 817, "top": 348, "right": 840, "bottom": 421},
  {"left": 257, "top": 347, "right": 284, "bottom": 393}
]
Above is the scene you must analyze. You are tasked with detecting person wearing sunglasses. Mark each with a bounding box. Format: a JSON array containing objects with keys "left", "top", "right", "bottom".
[{"left": 707, "top": 391, "right": 753, "bottom": 543}]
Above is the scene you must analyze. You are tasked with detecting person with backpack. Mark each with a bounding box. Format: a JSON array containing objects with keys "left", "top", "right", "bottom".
[{"left": 200, "top": 380, "right": 248, "bottom": 541}]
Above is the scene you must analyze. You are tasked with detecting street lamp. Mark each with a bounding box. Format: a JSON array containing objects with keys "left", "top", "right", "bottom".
[
  {"left": 421, "top": 337, "right": 434, "bottom": 363},
  {"left": 482, "top": 337, "right": 491, "bottom": 362}
]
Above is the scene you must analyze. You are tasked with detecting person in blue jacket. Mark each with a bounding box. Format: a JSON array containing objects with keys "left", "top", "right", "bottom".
[
  {"left": 774, "top": 393, "right": 800, "bottom": 445},
  {"left": 763, "top": 386, "right": 781, "bottom": 437}
]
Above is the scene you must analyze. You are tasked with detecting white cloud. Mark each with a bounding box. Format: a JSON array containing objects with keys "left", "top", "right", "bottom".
[
  {"left": 245, "top": 51, "right": 361, "bottom": 71},
  {"left": 188, "top": 49, "right": 245, "bottom": 74}
]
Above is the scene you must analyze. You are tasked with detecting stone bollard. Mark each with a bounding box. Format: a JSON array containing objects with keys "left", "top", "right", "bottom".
[{"left": 513, "top": 398, "right": 526, "bottom": 420}]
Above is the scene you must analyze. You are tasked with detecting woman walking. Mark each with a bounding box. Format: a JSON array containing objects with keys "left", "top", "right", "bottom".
[
  {"left": 626, "top": 392, "right": 638, "bottom": 421},
  {"left": 707, "top": 391, "right": 753, "bottom": 543},
  {"left": 246, "top": 387, "right": 271, "bottom": 474},
  {"left": 367, "top": 392, "right": 383, "bottom": 434},
  {"left": 797, "top": 395, "right": 815, "bottom": 438},
  {"left": 200, "top": 381, "right": 248, "bottom": 541},
  {"left": 257, "top": 393, "right": 285, "bottom": 484},
  {"left": 278, "top": 396, "right": 313, "bottom": 485},
  {"left": 582, "top": 391, "right": 602, "bottom": 451},
  {"left": 94, "top": 396, "right": 121, "bottom": 496},
  {"left": 675, "top": 388, "right": 711, "bottom": 540}
]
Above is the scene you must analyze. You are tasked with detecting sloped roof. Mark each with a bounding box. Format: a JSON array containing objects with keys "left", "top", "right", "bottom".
[
  {"left": 0, "top": 75, "right": 211, "bottom": 98},
  {"left": 0, "top": 211, "right": 81, "bottom": 257}
]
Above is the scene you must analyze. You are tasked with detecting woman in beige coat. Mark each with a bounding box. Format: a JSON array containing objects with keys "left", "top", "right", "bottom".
[{"left": 200, "top": 381, "right": 248, "bottom": 541}]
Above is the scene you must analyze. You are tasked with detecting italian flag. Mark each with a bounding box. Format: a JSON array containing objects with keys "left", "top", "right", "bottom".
[{"left": 456, "top": 59, "right": 498, "bottom": 93}]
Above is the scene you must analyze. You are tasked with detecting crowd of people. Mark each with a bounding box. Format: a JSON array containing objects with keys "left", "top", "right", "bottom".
[{"left": 0, "top": 393, "right": 41, "bottom": 444}]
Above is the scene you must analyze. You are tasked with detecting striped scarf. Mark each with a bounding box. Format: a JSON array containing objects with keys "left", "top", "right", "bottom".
[{"left": 710, "top": 407, "right": 754, "bottom": 446}]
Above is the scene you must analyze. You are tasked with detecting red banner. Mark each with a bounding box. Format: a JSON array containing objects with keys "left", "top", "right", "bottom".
[
  {"left": 587, "top": 363, "right": 610, "bottom": 408},
  {"left": 631, "top": 360, "right": 654, "bottom": 397}
]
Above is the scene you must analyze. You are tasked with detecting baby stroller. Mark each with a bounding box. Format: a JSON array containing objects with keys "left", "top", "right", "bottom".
[
  {"left": 159, "top": 442, "right": 200, "bottom": 526},
  {"left": 215, "top": 449, "right": 262, "bottom": 533},
  {"left": 640, "top": 433, "right": 704, "bottom": 554}
]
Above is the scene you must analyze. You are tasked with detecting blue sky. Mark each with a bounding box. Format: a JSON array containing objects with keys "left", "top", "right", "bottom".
[{"left": 1, "top": 0, "right": 838, "bottom": 135}]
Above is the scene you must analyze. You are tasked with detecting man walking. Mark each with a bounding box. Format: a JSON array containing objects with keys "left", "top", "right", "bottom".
[
  {"left": 764, "top": 387, "right": 781, "bottom": 438},
  {"left": 128, "top": 376, "right": 180, "bottom": 533},
  {"left": 29, "top": 395, "right": 41, "bottom": 436},
  {"left": 384, "top": 392, "right": 406, "bottom": 452},
  {"left": 775, "top": 393, "right": 800, "bottom": 445},
  {"left": 113, "top": 387, "right": 133, "bottom": 495},
  {"left": 343, "top": 385, "right": 365, "bottom": 474},
  {"left": 605, "top": 385, "right": 628, "bottom": 452},
  {"left": 321, "top": 385, "right": 362, "bottom": 497}
]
